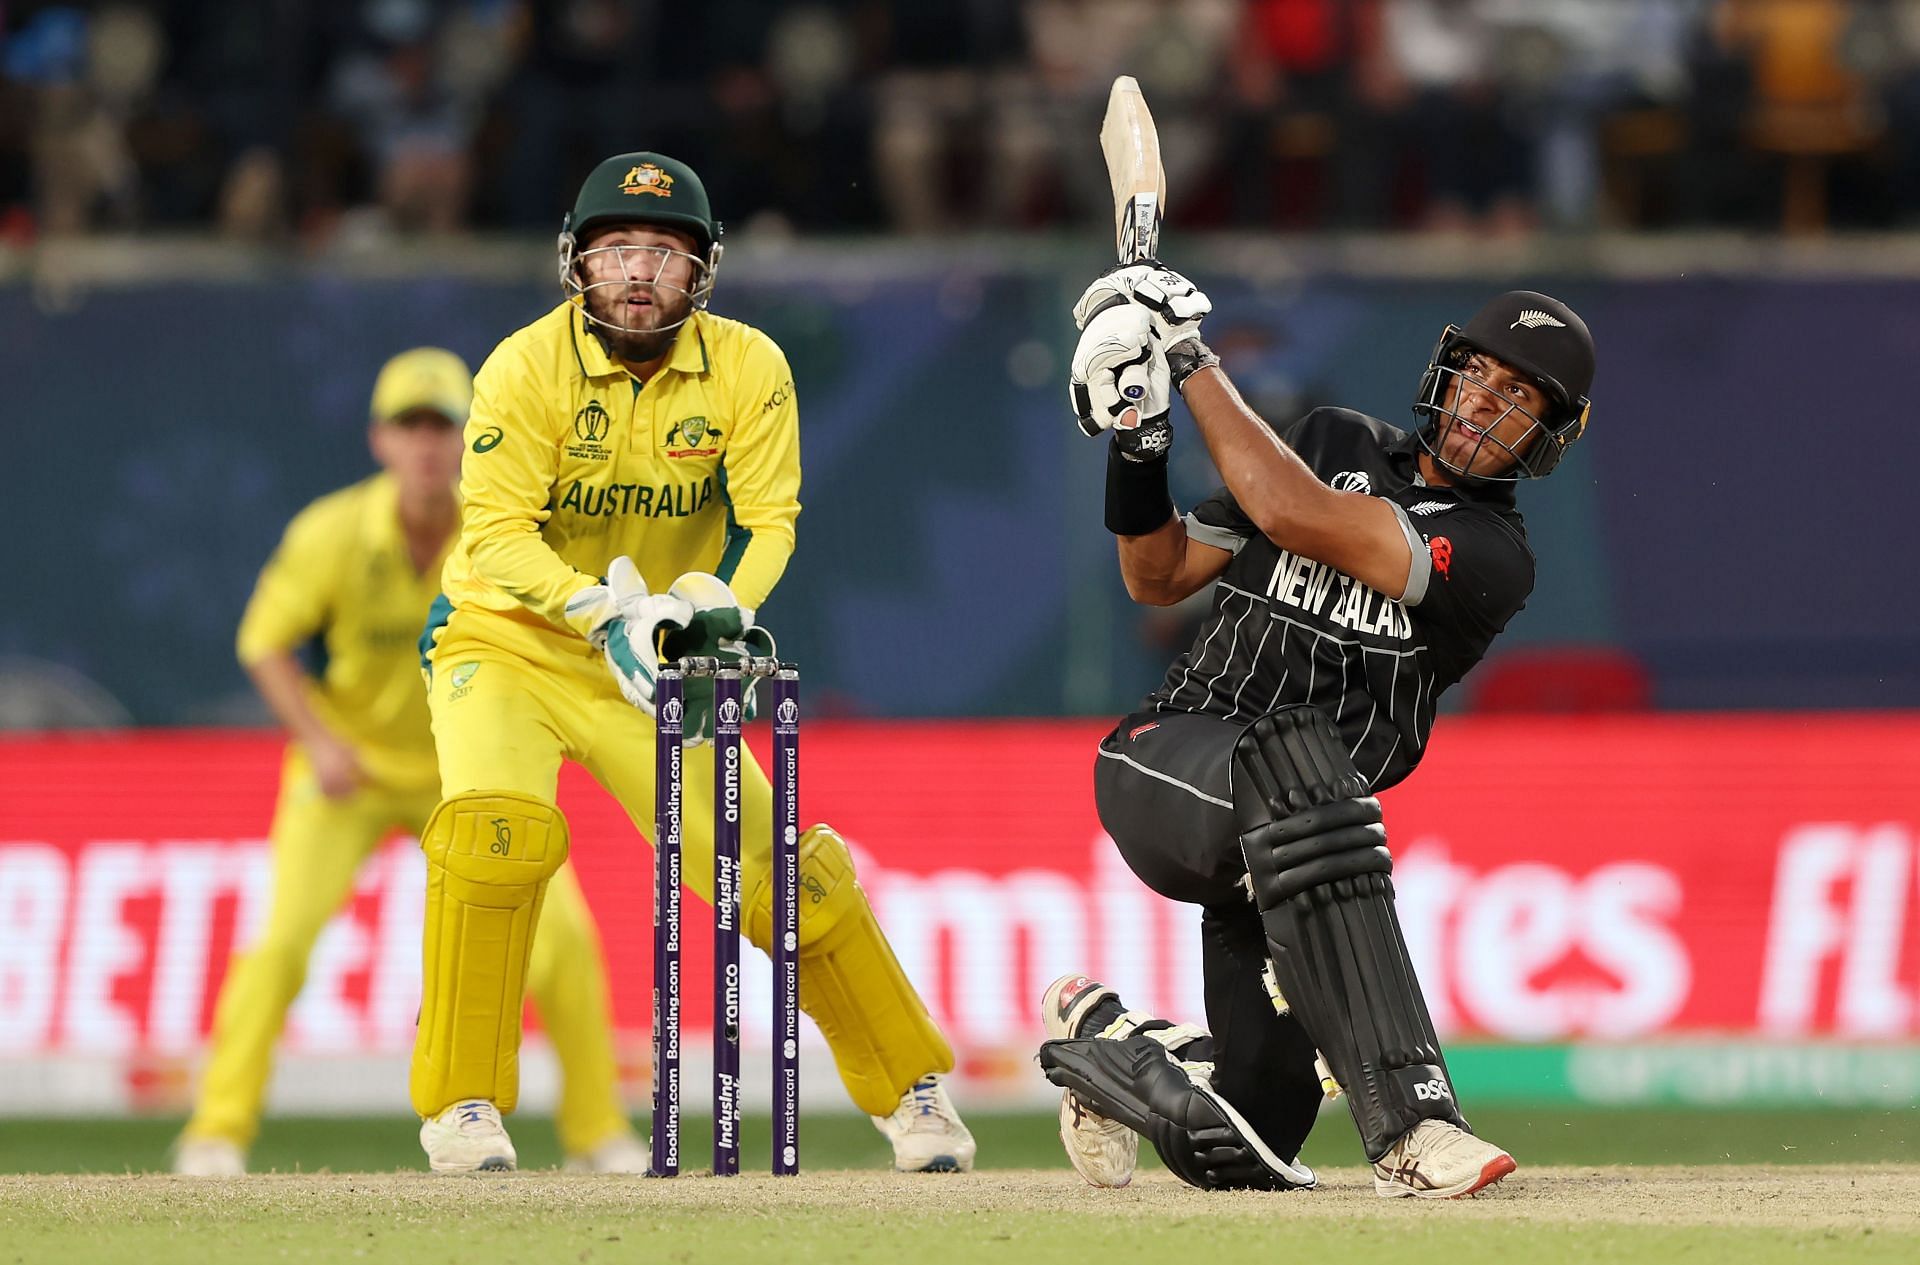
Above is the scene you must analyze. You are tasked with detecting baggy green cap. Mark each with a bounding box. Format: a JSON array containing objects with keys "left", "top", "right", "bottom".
[{"left": 567, "top": 152, "right": 718, "bottom": 252}]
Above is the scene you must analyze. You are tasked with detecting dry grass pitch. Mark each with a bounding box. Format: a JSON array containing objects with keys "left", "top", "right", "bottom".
[{"left": 4, "top": 1166, "right": 1917, "bottom": 1265}]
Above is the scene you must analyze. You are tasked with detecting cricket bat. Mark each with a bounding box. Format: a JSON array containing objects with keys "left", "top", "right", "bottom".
[{"left": 1101, "top": 75, "right": 1165, "bottom": 264}]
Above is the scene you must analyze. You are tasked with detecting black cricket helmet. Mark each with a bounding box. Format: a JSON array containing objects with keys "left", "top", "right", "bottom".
[
  {"left": 1414, "top": 290, "right": 1595, "bottom": 481},
  {"left": 557, "top": 151, "right": 725, "bottom": 336}
]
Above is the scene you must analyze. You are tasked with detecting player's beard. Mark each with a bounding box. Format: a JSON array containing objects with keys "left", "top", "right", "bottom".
[{"left": 585, "top": 285, "right": 694, "bottom": 365}]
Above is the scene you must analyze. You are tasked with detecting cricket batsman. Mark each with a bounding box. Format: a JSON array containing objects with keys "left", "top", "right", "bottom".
[
  {"left": 410, "top": 151, "right": 972, "bottom": 1173},
  {"left": 175, "top": 349, "right": 645, "bottom": 1175}
]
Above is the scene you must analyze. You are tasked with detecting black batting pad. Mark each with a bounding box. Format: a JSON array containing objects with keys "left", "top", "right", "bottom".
[{"left": 1234, "top": 706, "right": 1468, "bottom": 1161}]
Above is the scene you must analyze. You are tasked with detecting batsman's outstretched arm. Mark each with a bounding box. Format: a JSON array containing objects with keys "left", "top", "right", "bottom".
[{"left": 1179, "top": 366, "right": 1416, "bottom": 599}]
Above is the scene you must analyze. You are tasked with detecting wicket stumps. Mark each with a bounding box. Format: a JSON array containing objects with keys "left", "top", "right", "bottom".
[{"left": 650, "top": 657, "right": 800, "bottom": 1177}]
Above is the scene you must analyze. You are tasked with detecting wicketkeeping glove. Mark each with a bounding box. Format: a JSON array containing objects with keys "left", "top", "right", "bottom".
[
  {"left": 563, "top": 557, "right": 695, "bottom": 714},
  {"left": 659, "top": 572, "right": 779, "bottom": 746},
  {"left": 1070, "top": 301, "right": 1173, "bottom": 460}
]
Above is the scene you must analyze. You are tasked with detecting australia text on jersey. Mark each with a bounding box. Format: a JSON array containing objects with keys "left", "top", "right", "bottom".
[{"left": 556, "top": 475, "right": 712, "bottom": 520}]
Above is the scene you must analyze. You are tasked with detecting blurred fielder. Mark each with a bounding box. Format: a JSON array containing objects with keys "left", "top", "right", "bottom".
[
  {"left": 1040, "top": 271, "right": 1595, "bottom": 1197},
  {"left": 410, "top": 151, "right": 971, "bottom": 1173},
  {"left": 175, "top": 349, "right": 644, "bottom": 1175}
]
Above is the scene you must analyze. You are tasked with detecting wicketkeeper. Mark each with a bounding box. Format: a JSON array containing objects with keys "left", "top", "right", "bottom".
[
  {"left": 1040, "top": 269, "right": 1596, "bottom": 1198},
  {"left": 411, "top": 152, "right": 972, "bottom": 1173},
  {"left": 176, "top": 349, "right": 642, "bottom": 1174}
]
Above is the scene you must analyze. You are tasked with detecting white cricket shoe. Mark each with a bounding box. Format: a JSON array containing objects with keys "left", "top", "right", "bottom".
[
  {"left": 1041, "top": 973, "right": 1141, "bottom": 1188},
  {"left": 562, "top": 1131, "right": 648, "bottom": 1174},
  {"left": 1373, "top": 1119, "right": 1516, "bottom": 1198},
  {"left": 420, "top": 1099, "right": 517, "bottom": 1173},
  {"left": 871, "top": 1074, "right": 976, "bottom": 1173},
  {"left": 172, "top": 1136, "right": 246, "bottom": 1177}
]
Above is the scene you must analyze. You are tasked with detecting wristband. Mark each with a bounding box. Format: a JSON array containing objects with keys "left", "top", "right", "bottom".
[
  {"left": 1167, "top": 336, "right": 1221, "bottom": 392},
  {"left": 1105, "top": 439, "right": 1175, "bottom": 536}
]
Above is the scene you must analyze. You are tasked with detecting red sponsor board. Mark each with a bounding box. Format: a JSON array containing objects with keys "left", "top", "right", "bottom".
[{"left": 2, "top": 716, "right": 1918, "bottom": 1085}]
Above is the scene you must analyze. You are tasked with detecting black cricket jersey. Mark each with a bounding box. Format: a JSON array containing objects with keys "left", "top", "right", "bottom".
[{"left": 1145, "top": 407, "right": 1535, "bottom": 791}]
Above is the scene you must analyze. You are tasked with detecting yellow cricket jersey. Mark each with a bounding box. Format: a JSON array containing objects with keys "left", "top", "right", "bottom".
[
  {"left": 237, "top": 472, "right": 449, "bottom": 790},
  {"left": 431, "top": 301, "right": 800, "bottom": 665}
]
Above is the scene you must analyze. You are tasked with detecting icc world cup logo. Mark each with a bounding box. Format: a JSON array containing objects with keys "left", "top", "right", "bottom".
[
  {"left": 776, "top": 698, "right": 799, "bottom": 725},
  {"left": 662, "top": 698, "right": 684, "bottom": 724},
  {"left": 719, "top": 698, "right": 741, "bottom": 726},
  {"left": 574, "top": 401, "right": 611, "bottom": 443}
]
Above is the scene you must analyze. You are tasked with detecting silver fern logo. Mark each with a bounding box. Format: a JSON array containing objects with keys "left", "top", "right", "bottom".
[
  {"left": 1510, "top": 309, "right": 1566, "bottom": 330},
  {"left": 1407, "top": 500, "right": 1452, "bottom": 516}
]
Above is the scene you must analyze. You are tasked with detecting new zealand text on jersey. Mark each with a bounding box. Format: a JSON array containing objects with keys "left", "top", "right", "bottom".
[
  {"left": 1265, "top": 547, "right": 1412, "bottom": 641},
  {"left": 557, "top": 475, "right": 712, "bottom": 519}
]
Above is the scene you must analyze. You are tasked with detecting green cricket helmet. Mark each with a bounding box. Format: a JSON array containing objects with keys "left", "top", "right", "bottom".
[{"left": 557, "top": 152, "right": 725, "bottom": 334}]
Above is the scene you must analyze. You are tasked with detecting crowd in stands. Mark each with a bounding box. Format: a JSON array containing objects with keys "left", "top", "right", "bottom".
[{"left": 6, "top": 0, "right": 1920, "bottom": 244}]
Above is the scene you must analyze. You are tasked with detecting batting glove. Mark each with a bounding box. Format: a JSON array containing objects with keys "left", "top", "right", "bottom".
[
  {"left": 1070, "top": 302, "right": 1173, "bottom": 461},
  {"left": 1072, "top": 262, "right": 1211, "bottom": 347}
]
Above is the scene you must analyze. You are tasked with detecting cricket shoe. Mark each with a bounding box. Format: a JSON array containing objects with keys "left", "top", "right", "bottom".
[
  {"left": 1372, "top": 1120, "right": 1516, "bottom": 1199},
  {"left": 1040, "top": 975, "right": 1213, "bottom": 1188},
  {"left": 871, "top": 1073, "right": 976, "bottom": 1172},
  {"left": 1041, "top": 973, "right": 1143, "bottom": 1187},
  {"left": 1040, "top": 1032, "right": 1315, "bottom": 1192},
  {"left": 420, "top": 1099, "right": 517, "bottom": 1173},
  {"left": 562, "top": 1130, "right": 648, "bottom": 1174},
  {"left": 172, "top": 1136, "right": 245, "bottom": 1177}
]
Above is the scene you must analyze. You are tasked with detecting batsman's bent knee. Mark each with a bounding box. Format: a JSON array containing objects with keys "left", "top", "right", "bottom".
[
  {"left": 743, "top": 823, "right": 952, "bottom": 1116},
  {"left": 411, "top": 790, "right": 570, "bottom": 1119}
]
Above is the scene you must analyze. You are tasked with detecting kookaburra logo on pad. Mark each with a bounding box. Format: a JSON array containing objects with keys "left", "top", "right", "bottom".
[{"left": 1510, "top": 309, "right": 1566, "bottom": 329}]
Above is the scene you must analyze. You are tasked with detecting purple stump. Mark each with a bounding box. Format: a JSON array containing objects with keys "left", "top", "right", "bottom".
[
  {"left": 771, "top": 667, "right": 800, "bottom": 1175},
  {"left": 712, "top": 669, "right": 744, "bottom": 1176},
  {"left": 649, "top": 669, "right": 684, "bottom": 1178}
]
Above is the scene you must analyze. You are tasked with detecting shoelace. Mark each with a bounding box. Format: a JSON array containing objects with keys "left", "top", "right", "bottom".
[{"left": 900, "top": 1078, "right": 943, "bottom": 1123}]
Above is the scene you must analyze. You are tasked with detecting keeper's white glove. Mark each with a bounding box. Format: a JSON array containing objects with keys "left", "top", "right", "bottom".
[
  {"left": 1069, "top": 302, "right": 1173, "bottom": 460},
  {"left": 563, "top": 557, "right": 694, "bottom": 714},
  {"left": 659, "top": 572, "right": 778, "bottom": 746},
  {"left": 1072, "top": 263, "right": 1211, "bottom": 347}
]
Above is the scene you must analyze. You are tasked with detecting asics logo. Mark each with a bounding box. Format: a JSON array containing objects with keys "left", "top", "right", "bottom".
[{"left": 1510, "top": 309, "right": 1566, "bottom": 329}]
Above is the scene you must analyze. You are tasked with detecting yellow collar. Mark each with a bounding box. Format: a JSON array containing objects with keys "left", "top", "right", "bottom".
[{"left": 570, "top": 306, "right": 710, "bottom": 382}]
